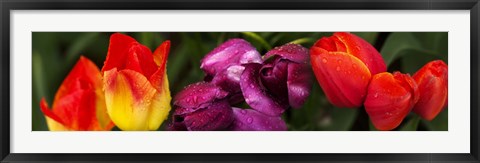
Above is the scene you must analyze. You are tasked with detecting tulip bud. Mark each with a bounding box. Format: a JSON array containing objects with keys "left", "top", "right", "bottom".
[
  {"left": 412, "top": 60, "right": 448, "bottom": 121},
  {"left": 102, "top": 33, "right": 171, "bottom": 131},
  {"left": 364, "top": 72, "right": 419, "bottom": 131},
  {"left": 40, "top": 56, "right": 114, "bottom": 131},
  {"left": 311, "top": 32, "right": 387, "bottom": 108}
]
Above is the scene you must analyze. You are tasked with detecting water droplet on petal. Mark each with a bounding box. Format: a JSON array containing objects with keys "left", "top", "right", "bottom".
[
  {"left": 240, "top": 109, "right": 247, "bottom": 115},
  {"left": 247, "top": 117, "right": 253, "bottom": 123},
  {"left": 322, "top": 57, "right": 328, "bottom": 63},
  {"left": 336, "top": 66, "right": 341, "bottom": 71}
]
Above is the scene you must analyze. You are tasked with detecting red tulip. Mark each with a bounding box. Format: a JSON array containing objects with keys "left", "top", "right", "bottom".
[
  {"left": 364, "top": 72, "right": 419, "bottom": 131},
  {"left": 412, "top": 60, "right": 448, "bottom": 121},
  {"left": 40, "top": 56, "right": 114, "bottom": 131},
  {"left": 102, "top": 33, "right": 172, "bottom": 131},
  {"left": 311, "top": 32, "right": 387, "bottom": 108}
]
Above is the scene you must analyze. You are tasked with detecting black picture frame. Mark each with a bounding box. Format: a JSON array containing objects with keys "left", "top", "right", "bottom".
[{"left": 1, "top": 0, "right": 479, "bottom": 162}]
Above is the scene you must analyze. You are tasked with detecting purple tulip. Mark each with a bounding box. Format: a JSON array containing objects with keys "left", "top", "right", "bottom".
[
  {"left": 171, "top": 39, "right": 312, "bottom": 131},
  {"left": 241, "top": 43, "right": 312, "bottom": 116},
  {"left": 201, "top": 39, "right": 262, "bottom": 94}
]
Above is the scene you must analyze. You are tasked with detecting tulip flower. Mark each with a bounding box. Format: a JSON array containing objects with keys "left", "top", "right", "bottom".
[
  {"left": 311, "top": 32, "right": 387, "bottom": 108},
  {"left": 201, "top": 38, "right": 262, "bottom": 94},
  {"left": 364, "top": 72, "right": 419, "bottom": 131},
  {"left": 40, "top": 56, "right": 114, "bottom": 131},
  {"left": 412, "top": 60, "right": 448, "bottom": 121},
  {"left": 171, "top": 40, "right": 308, "bottom": 131},
  {"left": 240, "top": 44, "right": 312, "bottom": 116},
  {"left": 102, "top": 33, "right": 171, "bottom": 131},
  {"left": 169, "top": 82, "right": 287, "bottom": 131},
  {"left": 170, "top": 82, "right": 233, "bottom": 131},
  {"left": 260, "top": 43, "right": 312, "bottom": 109}
]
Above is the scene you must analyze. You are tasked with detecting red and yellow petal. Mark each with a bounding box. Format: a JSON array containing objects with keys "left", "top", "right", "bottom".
[
  {"left": 333, "top": 32, "right": 386, "bottom": 75},
  {"left": 102, "top": 33, "right": 158, "bottom": 78},
  {"left": 41, "top": 56, "right": 113, "bottom": 131},
  {"left": 310, "top": 47, "right": 371, "bottom": 108},
  {"left": 103, "top": 68, "right": 170, "bottom": 131}
]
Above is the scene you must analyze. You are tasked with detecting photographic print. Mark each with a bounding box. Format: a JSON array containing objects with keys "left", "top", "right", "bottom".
[{"left": 32, "top": 32, "right": 448, "bottom": 131}]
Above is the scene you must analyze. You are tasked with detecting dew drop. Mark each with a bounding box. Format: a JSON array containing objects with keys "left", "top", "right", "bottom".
[
  {"left": 247, "top": 117, "right": 253, "bottom": 123},
  {"left": 374, "top": 93, "right": 378, "bottom": 98},
  {"left": 337, "top": 59, "right": 342, "bottom": 64},
  {"left": 322, "top": 57, "right": 328, "bottom": 63},
  {"left": 336, "top": 66, "right": 341, "bottom": 71},
  {"left": 240, "top": 109, "right": 247, "bottom": 115}
]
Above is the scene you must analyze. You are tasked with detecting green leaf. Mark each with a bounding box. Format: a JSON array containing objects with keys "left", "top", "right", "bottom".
[
  {"left": 381, "top": 32, "right": 447, "bottom": 66},
  {"left": 352, "top": 32, "right": 378, "bottom": 44},
  {"left": 65, "top": 32, "right": 100, "bottom": 65},
  {"left": 422, "top": 109, "right": 448, "bottom": 131},
  {"left": 241, "top": 32, "right": 272, "bottom": 50},
  {"left": 289, "top": 37, "right": 314, "bottom": 45},
  {"left": 318, "top": 107, "right": 358, "bottom": 131},
  {"left": 399, "top": 115, "right": 421, "bottom": 131}
]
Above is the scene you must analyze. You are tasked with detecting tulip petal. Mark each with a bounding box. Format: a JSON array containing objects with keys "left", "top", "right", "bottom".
[
  {"left": 54, "top": 56, "right": 102, "bottom": 105},
  {"left": 413, "top": 60, "right": 448, "bottom": 120},
  {"left": 101, "top": 33, "right": 137, "bottom": 73},
  {"left": 264, "top": 43, "right": 309, "bottom": 64},
  {"left": 173, "top": 82, "right": 229, "bottom": 114},
  {"left": 147, "top": 73, "right": 172, "bottom": 130},
  {"left": 333, "top": 32, "right": 386, "bottom": 74},
  {"left": 183, "top": 100, "right": 234, "bottom": 131},
  {"left": 40, "top": 98, "right": 67, "bottom": 131},
  {"left": 211, "top": 65, "right": 245, "bottom": 93},
  {"left": 240, "top": 63, "right": 287, "bottom": 116},
  {"left": 364, "top": 72, "right": 417, "bottom": 131},
  {"left": 310, "top": 47, "right": 371, "bottom": 108},
  {"left": 104, "top": 68, "right": 166, "bottom": 131},
  {"left": 102, "top": 33, "right": 158, "bottom": 78},
  {"left": 153, "top": 40, "right": 170, "bottom": 67},
  {"left": 260, "top": 60, "right": 288, "bottom": 102},
  {"left": 200, "top": 38, "right": 262, "bottom": 77},
  {"left": 149, "top": 41, "right": 171, "bottom": 91},
  {"left": 230, "top": 108, "right": 287, "bottom": 131},
  {"left": 287, "top": 62, "right": 313, "bottom": 108}
]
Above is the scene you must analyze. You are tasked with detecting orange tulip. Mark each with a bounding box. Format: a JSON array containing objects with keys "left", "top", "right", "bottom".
[
  {"left": 364, "top": 72, "right": 419, "bottom": 131},
  {"left": 102, "top": 33, "right": 171, "bottom": 131},
  {"left": 412, "top": 60, "right": 448, "bottom": 121},
  {"left": 311, "top": 32, "right": 387, "bottom": 108},
  {"left": 40, "top": 56, "right": 114, "bottom": 131}
]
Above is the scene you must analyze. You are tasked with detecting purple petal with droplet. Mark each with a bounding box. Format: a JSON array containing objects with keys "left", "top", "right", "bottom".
[
  {"left": 260, "top": 59, "right": 288, "bottom": 102},
  {"left": 240, "top": 63, "right": 287, "bottom": 116},
  {"left": 184, "top": 100, "right": 234, "bottom": 131},
  {"left": 264, "top": 43, "right": 309, "bottom": 63},
  {"left": 173, "top": 82, "right": 229, "bottom": 112},
  {"left": 287, "top": 62, "right": 313, "bottom": 108},
  {"left": 200, "top": 39, "right": 262, "bottom": 77},
  {"left": 230, "top": 107, "right": 287, "bottom": 131},
  {"left": 211, "top": 65, "right": 245, "bottom": 93}
]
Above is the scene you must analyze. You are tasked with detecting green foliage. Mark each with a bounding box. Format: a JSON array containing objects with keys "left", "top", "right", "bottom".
[{"left": 32, "top": 32, "right": 448, "bottom": 131}]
